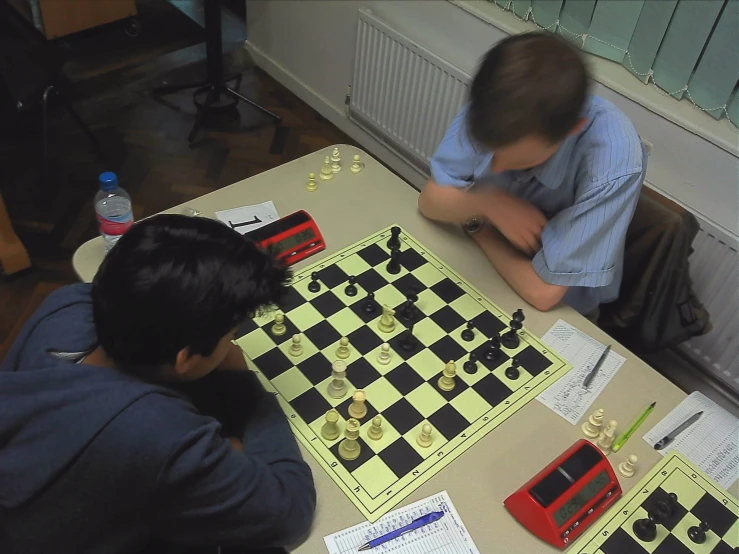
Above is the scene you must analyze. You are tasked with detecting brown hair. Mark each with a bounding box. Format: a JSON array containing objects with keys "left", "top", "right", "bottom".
[{"left": 468, "top": 31, "right": 589, "bottom": 148}]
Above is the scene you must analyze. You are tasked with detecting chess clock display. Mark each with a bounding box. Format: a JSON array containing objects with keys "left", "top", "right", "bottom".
[
  {"left": 504, "top": 439, "right": 622, "bottom": 548},
  {"left": 246, "top": 210, "right": 325, "bottom": 266}
]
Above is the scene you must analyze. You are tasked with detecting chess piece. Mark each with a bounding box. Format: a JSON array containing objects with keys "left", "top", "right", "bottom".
[
  {"left": 687, "top": 521, "right": 709, "bottom": 544},
  {"left": 288, "top": 334, "right": 303, "bottom": 357},
  {"left": 378, "top": 305, "right": 396, "bottom": 333},
  {"left": 320, "top": 409, "right": 341, "bottom": 441},
  {"left": 305, "top": 172, "right": 318, "bottom": 192},
  {"left": 652, "top": 493, "right": 677, "bottom": 522},
  {"left": 437, "top": 361, "right": 456, "bottom": 391},
  {"left": 361, "top": 291, "right": 377, "bottom": 313},
  {"left": 335, "top": 337, "right": 351, "bottom": 359},
  {"left": 376, "top": 343, "right": 392, "bottom": 365},
  {"left": 327, "top": 360, "right": 348, "bottom": 399},
  {"left": 460, "top": 322, "right": 475, "bottom": 342},
  {"left": 271, "top": 312, "right": 286, "bottom": 336},
  {"left": 368, "top": 416, "right": 383, "bottom": 440},
  {"left": 307, "top": 271, "right": 321, "bottom": 293},
  {"left": 348, "top": 390, "right": 367, "bottom": 419},
  {"left": 618, "top": 454, "right": 637, "bottom": 478},
  {"left": 581, "top": 408, "right": 604, "bottom": 439},
  {"left": 501, "top": 309, "right": 525, "bottom": 349},
  {"left": 338, "top": 418, "right": 361, "bottom": 461},
  {"left": 330, "top": 147, "right": 341, "bottom": 173},
  {"left": 399, "top": 293, "right": 418, "bottom": 321},
  {"left": 386, "top": 247, "right": 401, "bottom": 274},
  {"left": 463, "top": 352, "right": 478, "bottom": 374},
  {"left": 416, "top": 423, "right": 433, "bottom": 448},
  {"left": 398, "top": 324, "right": 417, "bottom": 352},
  {"left": 350, "top": 154, "right": 362, "bottom": 173},
  {"left": 596, "top": 420, "right": 618, "bottom": 452},
  {"left": 319, "top": 156, "right": 333, "bottom": 181},
  {"left": 386, "top": 225, "right": 401, "bottom": 249},
  {"left": 632, "top": 516, "right": 657, "bottom": 542},
  {"left": 483, "top": 335, "right": 502, "bottom": 361},
  {"left": 504, "top": 358, "right": 520, "bottom": 380},
  {"left": 344, "top": 276, "right": 358, "bottom": 296}
]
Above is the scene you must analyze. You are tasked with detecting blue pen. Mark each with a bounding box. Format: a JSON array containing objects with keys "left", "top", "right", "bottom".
[{"left": 358, "top": 511, "right": 445, "bottom": 551}]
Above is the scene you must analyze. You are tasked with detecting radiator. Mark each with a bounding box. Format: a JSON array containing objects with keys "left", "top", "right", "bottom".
[
  {"left": 349, "top": 9, "right": 739, "bottom": 395},
  {"left": 349, "top": 9, "right": 470, "bottom": 168}
]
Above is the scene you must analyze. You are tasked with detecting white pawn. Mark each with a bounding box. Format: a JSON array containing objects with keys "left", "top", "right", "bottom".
[
  {"left": 368, "top": 416, "right": 383, "bottom": 440},
  {"left": 376, "top": 343, "right": 392, "bottom": 365},
  {"left": 305, "top": 172, "right": 317, "bottom": 192},
  {"left": 618, "top": 454, "right": 638, "bottom": 478},
  {"left": 321, "top": 409, "right": 341, "bottom": 441},
  {"left": 378, "top": 305, "right": 396, "bottom": 333},
  {"left": 582, "top": 408, "right": 604, "bottom": 439},
  {"left": 320, "top": 156, "right": 333, "bottom": 181},
  {"left": 350, "top": 154, "right": 362, "bottom": 173},
  {"left": 271, "top": 312, "right": 286, "bottom": 336},
  {"left": 288, "top": 334, "right": 303, "bottom": 357},
  {"left": 330, "top": 147, "right": 341, "bottom": 173},
  {"left": 327, "top": 360, "right": 348, "bottom": 399},
  {"left": 348, "top": 389, "right": 367, "bottom": 419},
  {"left": 338, "top": 418, "right": 361, "bottom": 461},
  {"left": 417, "top": 423, "right": 433, "bottom": 448},
  {"left": 335, "top": 337, "right": 351, "bottom": 359},
  {"left": 437, "top": 361, "right": 456, "bottom": 392},
  {"left": 596, "top": 420, "right": 618, "bottom": 453}
]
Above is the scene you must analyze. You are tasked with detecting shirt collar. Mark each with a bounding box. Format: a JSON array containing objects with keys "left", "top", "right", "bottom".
[{"left": 521, "top": 134, "right": 578, "bottom": 189}]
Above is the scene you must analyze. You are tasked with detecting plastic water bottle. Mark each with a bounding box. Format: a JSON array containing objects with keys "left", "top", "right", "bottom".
[{"left": 95, "top": 172, "right": 134, "bottom": 253}]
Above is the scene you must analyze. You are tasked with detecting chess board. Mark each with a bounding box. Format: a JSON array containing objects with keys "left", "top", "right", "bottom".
[
  {"left": 572, "top": 452, "right": 739, "bottom": 554},
  {"left": 235, "top": 225, "right": 571, "bottom": 521}
]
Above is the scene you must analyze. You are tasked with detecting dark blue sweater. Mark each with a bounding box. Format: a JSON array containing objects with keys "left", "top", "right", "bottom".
[{"left": 0, "top": 284, "right": 316, "bottom": 554}]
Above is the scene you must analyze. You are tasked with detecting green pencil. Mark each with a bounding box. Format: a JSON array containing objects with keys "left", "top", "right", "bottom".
[{"left": 612, "top": 401, "right": 656, "bottom": 452}]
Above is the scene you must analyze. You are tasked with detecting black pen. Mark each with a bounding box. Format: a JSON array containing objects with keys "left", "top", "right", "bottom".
[
  {"left": 582, "top": 345, "right": 611, "bottom": 389},
  {"left": 654, "top": 411, "right": 703, "bottom": 450}
]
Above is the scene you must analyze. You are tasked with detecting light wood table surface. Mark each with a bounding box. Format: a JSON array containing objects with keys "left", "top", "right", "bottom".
[{"left": 74, "top": 146, "right": 697, "bottom": 553}]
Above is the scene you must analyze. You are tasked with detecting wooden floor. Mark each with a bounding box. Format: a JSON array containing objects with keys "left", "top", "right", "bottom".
[{"left": 0, "top": 2, "right": 356, "bottom": 361}]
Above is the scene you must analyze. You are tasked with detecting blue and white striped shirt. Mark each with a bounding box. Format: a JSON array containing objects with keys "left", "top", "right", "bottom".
[{"left": 430, "top": 95, "right": 646, "bottom": 315}]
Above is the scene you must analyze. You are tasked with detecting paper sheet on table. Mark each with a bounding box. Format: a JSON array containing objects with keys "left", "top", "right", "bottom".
[
  {"left": 323, "top": 491, "right": 480, "bottom": 554},
  {"left": 643, "top": 391, "right": 738, "bottom": 489},
  {"left": 215, "top": 201, "right": 279, "bottom": 234},
  {"left": 536, "top": 320, "right": 626, "bottom": 425}
]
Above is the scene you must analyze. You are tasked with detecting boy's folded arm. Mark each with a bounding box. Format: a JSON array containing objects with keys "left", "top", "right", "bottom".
[{"left": 154, "top": 410, "right": 316, "bottom": 548}]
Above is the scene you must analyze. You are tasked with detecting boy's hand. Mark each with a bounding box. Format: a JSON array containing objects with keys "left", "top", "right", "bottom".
[{"left": 485, "top": 190, "right": 547, "bottom": 256}]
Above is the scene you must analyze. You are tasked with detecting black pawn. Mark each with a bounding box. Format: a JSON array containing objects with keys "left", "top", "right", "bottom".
[
  {"left": 399, "top": 324, "right": 417, "bottom": 352},
  {"left": 687, "top": 521, "right": 709, "bottom": 544},
  {"left": 387, "top": 225, "right": 401, "bottom": 250},
  {"left": 633, "top": 517, "right": 657, "bottom": 542},
  {"left": 501, "top": 320, "right": 522, "bottom": 349},
  {"left": 400, "top": 293, "right": 418, "bottom": 321},
  {"left": 362, "top": 292, "right": 377, "bottom": 314},
  {"left": 345, "top": 276, "right": 358, "bottom": 296},
  {"left": 460, "top": 322, "right": 475, "bottom": 342},
  {"left": 387, "top": 247, "right": 401, "bottom": 274},
  {"left": 463, "top": 353, "right": 478, "bottom": 374},
  {"left": 483, "top": 335, "right": 502, "bottom": 362},
  {"left": 505, "top": 358, "right": 520, "bottom": 380},
  {"left": 308, "top": 271, "right": 321, "bottom": 293}
]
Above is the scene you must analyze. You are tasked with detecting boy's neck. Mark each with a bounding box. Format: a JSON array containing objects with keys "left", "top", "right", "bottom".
[{"left": 82, "top": 346, "right": 114, "bottom": 368}]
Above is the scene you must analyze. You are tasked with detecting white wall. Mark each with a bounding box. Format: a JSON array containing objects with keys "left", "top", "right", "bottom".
[{"left": 246, "top": 0, "right": 739, "bottom": 239}]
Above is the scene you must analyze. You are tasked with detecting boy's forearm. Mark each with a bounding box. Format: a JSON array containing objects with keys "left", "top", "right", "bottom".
[{"left": 418, "top": 179, "right": 498, "bottom": 223}]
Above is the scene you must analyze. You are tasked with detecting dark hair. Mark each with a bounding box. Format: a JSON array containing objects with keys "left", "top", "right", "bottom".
[
  {"left": 468, "top": 31, "right": 589, "bottom": 148},
  {"left": 91, "top": 214, "right": 291, "bottom": 368}
]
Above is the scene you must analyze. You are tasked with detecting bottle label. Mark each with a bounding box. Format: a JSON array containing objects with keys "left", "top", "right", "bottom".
[{"left": 97, "top": 212, "right": 134, "bottom": 235}]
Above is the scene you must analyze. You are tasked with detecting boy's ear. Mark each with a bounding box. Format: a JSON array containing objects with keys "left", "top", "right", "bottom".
[
  {"left": 174, "top": 347, "right": 195, "bottom": 375},
  {"left": 568, "top": 118, "right": 588, "bottom": 136}
]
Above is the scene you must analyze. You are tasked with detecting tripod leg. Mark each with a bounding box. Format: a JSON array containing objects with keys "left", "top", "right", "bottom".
[
  {"left": 42, "top": 86, "right": 53, "bottom": 179},
  {"left": 225, "top": 87, "right": 281, "bottom": 121},
  {"left": 188, "top": 88, "right": 218, "bottom": 142}
]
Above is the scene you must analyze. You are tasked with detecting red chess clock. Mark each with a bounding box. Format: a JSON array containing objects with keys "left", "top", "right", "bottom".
[
  {"left": 246, "top": 210, "right": 325, "bottom": 266},
  {"left": 504, "top": 439, "right": 622, "bottom": 549}
]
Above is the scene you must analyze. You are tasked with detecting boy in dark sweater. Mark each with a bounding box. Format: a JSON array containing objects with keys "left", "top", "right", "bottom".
[{"left": 0, "top": 214, "right": 316, "bottom": 554}]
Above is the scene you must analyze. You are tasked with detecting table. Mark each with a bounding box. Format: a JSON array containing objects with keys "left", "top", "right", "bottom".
[{"left": 74, "top": 146, "right": 694, "bottom": 553}]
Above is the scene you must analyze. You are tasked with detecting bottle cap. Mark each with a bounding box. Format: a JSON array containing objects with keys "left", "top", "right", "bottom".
[{"left": 99, "top": 172, "right": 118, "bottom": 192}]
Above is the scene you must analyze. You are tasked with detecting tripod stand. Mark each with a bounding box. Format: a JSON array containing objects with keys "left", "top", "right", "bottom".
[{"left": 153, "top": 0, "right": 280, "bottom": 142}]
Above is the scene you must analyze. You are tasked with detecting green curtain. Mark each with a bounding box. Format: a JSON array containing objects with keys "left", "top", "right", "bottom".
[{"left": 486, "top": 0, "right": 739, "bottom": 126}]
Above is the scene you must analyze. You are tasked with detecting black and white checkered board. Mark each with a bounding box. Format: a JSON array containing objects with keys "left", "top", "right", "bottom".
[
  {"left": 572, "top": 452, "right": 738, "bottom": 554},
  {"left": 235, "top": 225, "right": 570, "bottom": 521}
]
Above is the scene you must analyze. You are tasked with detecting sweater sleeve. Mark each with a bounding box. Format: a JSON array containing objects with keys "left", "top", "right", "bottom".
[{"left": 153, "top": 377, "right": 316, "bottom": 548}]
